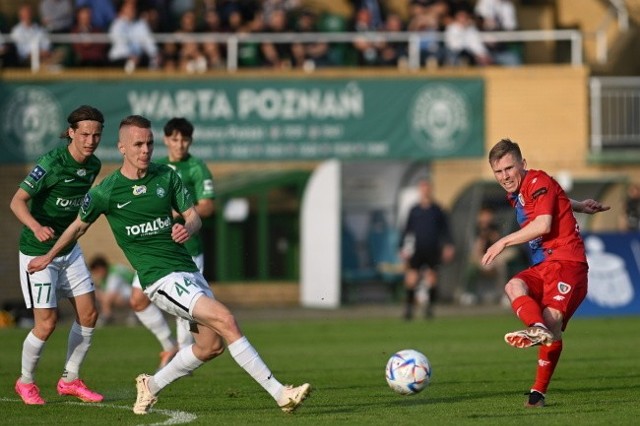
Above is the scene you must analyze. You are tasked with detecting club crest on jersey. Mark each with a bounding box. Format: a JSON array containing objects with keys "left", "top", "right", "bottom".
[
  {"left": 156, "top": 186, "right": 166, "bottom": 198},
  {"left": 132, "top": 185, "right": 147, "bottom": 196},
  {"left": 557, "top": 281, "right": 571, "bottom": 294},
  {"left": 518, "top": 193, "right": 525, "bottom": 206},
  {"left": 77, "top": 168, "right": 87, "bottom": 177}
]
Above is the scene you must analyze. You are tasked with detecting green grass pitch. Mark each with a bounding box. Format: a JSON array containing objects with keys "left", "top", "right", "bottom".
[{"left": 1, "top": 311, "right": 638, "bottom": 425}]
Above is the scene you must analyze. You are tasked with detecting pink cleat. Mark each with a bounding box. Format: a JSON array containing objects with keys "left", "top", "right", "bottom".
[
  {"left": 15, "top": 379, "right": 45, "bottom": 405},
  {"left": 57, "top": 378, "right": 103, "bottom": 402}
]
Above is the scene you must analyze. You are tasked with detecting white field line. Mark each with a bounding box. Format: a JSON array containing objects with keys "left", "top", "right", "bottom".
[{"left": 0, "top": 398, "right": 197, "bottom": 425}]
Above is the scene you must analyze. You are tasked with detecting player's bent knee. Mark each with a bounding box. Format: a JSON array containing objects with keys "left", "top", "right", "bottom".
[{"left": 78, "top": 307, "right": 99, "bottom": 327}]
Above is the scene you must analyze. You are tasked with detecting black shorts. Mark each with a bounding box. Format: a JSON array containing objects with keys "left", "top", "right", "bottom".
[{"left": 408, "top": 249, "right": 441, "bottom": 271}]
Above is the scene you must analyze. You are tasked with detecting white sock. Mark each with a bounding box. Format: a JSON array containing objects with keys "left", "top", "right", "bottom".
[
  {"left": 150, "top": 345, "right": 203, "bottom": 394},
  {"left": 63, "top": 321, "right": 94, "bottom": 382},
  {"left": 20, "top": 331, "right": 46, "bottom": 384},
  {"left": 176, "top": 317, "right": 194, "bottom": 350},
  {"left": 135, "top": 304, "right": 177, "bottom": 351},
  {"left": 228, "top": 336, "right": 284, "bottom": 400}
]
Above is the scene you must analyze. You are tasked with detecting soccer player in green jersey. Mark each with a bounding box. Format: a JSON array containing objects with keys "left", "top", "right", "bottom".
[
  {"left": 10, "top": 105, "right": 105, "bottom": 405},
  {"left": 28, "top": 115, "right": 311, "bottom": 415},
  {"left": 129, "top": 117, "right": 216, "bottom": 369}
]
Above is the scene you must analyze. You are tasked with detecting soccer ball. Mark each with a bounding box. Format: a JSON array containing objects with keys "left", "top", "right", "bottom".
[{"left": 385, "top": 349, "right": 431, "bottom": 395}]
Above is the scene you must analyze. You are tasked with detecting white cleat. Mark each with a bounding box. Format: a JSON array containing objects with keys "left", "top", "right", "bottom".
[
  {"left": 278, "top": 383, "right": 311, "bottom": 413},
  {"left": 133, "top": 374, "right": 158, "bottom": 415},
  {"left": 504, "top": 326, "right": 554, "bottom": 348}
]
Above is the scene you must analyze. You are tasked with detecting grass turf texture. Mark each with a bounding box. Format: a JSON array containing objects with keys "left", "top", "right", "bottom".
[{"left": 0, "top": 312, "right": 638, "bottom": 425}]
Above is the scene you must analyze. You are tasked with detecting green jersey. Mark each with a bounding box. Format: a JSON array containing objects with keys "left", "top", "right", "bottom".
[
  {"left": 157, "top": 154, "right": 215, "bottom": 256},
  {"left": 80, "top": 163, "right": 198, "bottom": 288},
  {"left": 19, "top": 145, "right": 101, "bottom": 256}
]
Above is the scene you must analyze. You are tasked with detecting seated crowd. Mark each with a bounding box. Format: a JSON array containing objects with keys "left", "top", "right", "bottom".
[{"left": 0, "top": 0, "right": 522, "bottom": 72}]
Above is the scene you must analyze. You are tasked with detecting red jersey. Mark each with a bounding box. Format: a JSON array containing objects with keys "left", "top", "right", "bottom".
[{"left": 507, "top": 169, "right": 586, "bottom": 265}]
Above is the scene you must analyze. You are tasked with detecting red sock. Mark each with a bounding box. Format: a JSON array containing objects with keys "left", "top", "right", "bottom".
[
  {"left": 532, "top": 340, "right": 563, "bottom": 394},
  {"left": 511, "top": 295, "right": 545, "bottom": 327}
]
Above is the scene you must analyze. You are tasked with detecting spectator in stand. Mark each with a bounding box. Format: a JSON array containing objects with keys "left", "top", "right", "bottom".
[
  {"left": 261, "top": 8, "right": 294, "bottom": 68},
  {"left": 474, "top": 0, "right": 522, "bottom": 66},
  {"left": 138, "top": 0, "right": 171, "bottom": 33},
  {"left": 220, "top": 3, "right": 245, "bottom": 33},
  {"left": 198, "top": 8, "right": 225, "bottom": 69},
  {"left": 262, "top": 0, "right": 301, "bottom": 21},
  {"left": 40, "top": 0, "right": 74, "bottom": 34},
  {"left": 444, "top": 3, "right": 492, "bottom": 66},
  {"left": 170, "top": 0, "right": 196, "bottom": 21},
  {"left": 236, "top": 9, "right": 265, "bottom": 68},
  {"left": 75, "top": 0, "right": 116, "bottom": 31},
  {"left": 0, "top": 27, "right": 14, "bottom": 68},
  {"left": 163, "top": 10, "right": 207, "bottom": 73},
  {"left": 10, "top": 3, "right": 63, "bottom": 69},
  {"left": 291, "top": 9, "right": 331, "bottom": 69},
  {"left": 377, "top": 13, "right": 407, "bottom": 67},
  {"left": 352, "top": 7, "right": 378, "bottom": 66},
  {"left": 108, "top": 1, "right": 160, "bottom": 72},
  {"left": 407, "top": 0, "right": 448, "bottom": 68},
  {"left": 350, "top": 0, "right": 386, "bottom": 30},
  {"left": 71, "top": 6, "right": 108, "bottom": 67}
]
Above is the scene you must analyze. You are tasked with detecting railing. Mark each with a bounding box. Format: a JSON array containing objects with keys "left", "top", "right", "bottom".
[
  {"left": 589, "top": 0, "right": 629, "bottom": 64},
  {"left": 24, "top": 29, "right": 584, "bottom": 73},
  {"left": 590, "top": 77, "right": 640, "bottom": 153}
]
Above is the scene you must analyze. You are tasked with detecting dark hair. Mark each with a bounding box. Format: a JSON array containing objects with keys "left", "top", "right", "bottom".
[
  {"left": 163, "top": 117, "right": 194, "bottom": 138},
  {"left": 89, "top": 255, "right": 108, "bottom": 271},
  {"left": 60, "top": 105, "right": 104, "bottom": 140},
  {"left": 488, "top": 138, "right": 523, "bottom": 165},
  {"left": 119, "top": 114, "right": 151, "bottom": 129}
]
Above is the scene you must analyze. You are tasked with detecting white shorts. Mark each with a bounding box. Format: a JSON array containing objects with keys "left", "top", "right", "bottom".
[
  {"left": 132, "top": 254, "right": 204, "bottom": 290},
  {"left": 143, "top": 271, "right": 213, "bottom": 322},
  {"left": 19, "top": 244, "right": 94, "bottom": 309}
]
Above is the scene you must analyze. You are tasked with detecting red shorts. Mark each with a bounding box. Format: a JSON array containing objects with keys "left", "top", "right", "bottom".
[{"left": 513, "top": 260, "right": 588, "bottom": 330}]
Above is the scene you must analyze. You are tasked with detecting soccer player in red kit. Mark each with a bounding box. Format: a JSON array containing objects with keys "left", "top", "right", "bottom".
[{"left": 482, "top": 139, "right": 609, "bottom": 407}]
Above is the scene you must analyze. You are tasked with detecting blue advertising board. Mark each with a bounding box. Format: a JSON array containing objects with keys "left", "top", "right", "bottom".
[{"left": 578, "top": 232, "right": 640, "bottom": 317}]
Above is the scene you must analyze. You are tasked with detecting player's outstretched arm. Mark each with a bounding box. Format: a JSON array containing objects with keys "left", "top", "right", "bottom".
[
  {"left": 571, "top": 199, "right": 610, "bottom": 215},
  {"left": 27, "top": 216, "right": 92, "bottom": 273}
]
